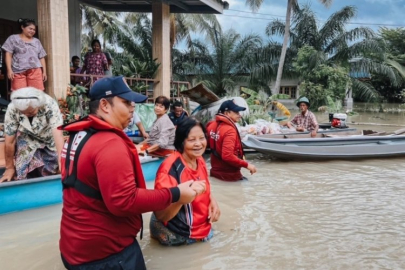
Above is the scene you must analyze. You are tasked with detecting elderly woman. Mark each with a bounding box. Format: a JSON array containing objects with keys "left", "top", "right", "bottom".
[
  {"left": 150, "top": 118, "right": 221, "bottom": 246},
  {"left": 2, "top": 18, "right": 47, "bottom": 91},
  {"left": 0, "top": 87, "right": 64, "bottom": 182},
  {"left": 137, "top": 96, "right": 175, "bottom": 157}
]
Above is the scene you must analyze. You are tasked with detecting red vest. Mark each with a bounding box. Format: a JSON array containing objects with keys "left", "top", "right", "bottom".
[{"left": 59, "top": 115, "right": 146, "bottom": 188}]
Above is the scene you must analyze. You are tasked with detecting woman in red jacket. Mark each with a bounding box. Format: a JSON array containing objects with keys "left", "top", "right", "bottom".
[
  {"left": 150, "top": 118, "right": 220, "bottom": 245},
  {"left": 206, "top": 100, "right": 257, "bottom": 181}
]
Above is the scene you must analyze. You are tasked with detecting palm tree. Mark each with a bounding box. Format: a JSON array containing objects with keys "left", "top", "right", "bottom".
[
  {"left": 263, "top": 5, "right": 403, "bottom": 102},
  {"left": 173, "top": 27, "right": 262, "bottom": 96},
  {"left": 272, "top": 0, "right": 333, "bottom": 94},
  {"left": 245, "top": 0, "right": 264, "bottom": 12},
  {"left": 80, "top": 5, "right": 126, "bottom": 51}
]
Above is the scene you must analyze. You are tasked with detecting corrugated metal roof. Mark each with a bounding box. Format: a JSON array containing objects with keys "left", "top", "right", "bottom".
[{"left": 79, "top": 0, "right": 228, "bottom": 14}]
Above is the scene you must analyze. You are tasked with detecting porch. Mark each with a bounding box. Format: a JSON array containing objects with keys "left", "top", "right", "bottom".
[{"left": 0, "top": 0, "right": 227, "bottom": 100}]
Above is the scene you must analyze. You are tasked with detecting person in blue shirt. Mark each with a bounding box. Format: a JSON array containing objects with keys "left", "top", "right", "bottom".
[
  {"left": 168, "top": 101, "right": 188, "bottom": 126},
  {"left": 124, "top": 111, "right": 149, "bottom": 139}
]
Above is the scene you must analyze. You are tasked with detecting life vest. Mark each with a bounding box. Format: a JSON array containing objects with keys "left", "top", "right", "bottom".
[{"left": 59, "top": 115, "right": 146, "bottom": 200}]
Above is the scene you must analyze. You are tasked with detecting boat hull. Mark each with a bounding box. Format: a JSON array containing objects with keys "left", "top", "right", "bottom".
[
  {"left": 243, "top": 135, "right": 405, "bottom": 160},
  {"left": 0, "top": 157, "right": 163, "bottom": 215}
]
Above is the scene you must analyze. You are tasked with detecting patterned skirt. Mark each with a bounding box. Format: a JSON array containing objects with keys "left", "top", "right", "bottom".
[
  {"left": 149, "top": 213, "right": 213, "bottom": 246},
  {"left": 15, "top": 135, "right": 59, "bottom": 180}
]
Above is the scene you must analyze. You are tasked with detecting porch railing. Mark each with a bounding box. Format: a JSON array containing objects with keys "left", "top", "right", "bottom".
[{"left": 70, "top": 74, "right": 190, "bottom": 103}]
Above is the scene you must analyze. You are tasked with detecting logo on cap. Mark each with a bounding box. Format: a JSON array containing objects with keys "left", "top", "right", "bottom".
[{"left": 106, "top": 90, "right": 112, "bottom": 95}]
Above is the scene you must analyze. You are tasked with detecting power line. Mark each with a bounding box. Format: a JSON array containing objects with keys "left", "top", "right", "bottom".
[
  {"left": 223, "top": 9, "right": 405, "bottom": 27},
  {"left": 227, "top": 8, "right": 285, "bottom": 18}
]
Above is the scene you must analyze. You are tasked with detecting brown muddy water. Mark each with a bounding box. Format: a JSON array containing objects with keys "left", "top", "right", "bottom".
[{"left": 1, "top": 110, "right": 405, "bottom": 270}]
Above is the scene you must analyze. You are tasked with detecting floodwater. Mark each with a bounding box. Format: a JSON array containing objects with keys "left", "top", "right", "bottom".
[{"left": 1, "top": 109, "right": 405, "bottom": 269}]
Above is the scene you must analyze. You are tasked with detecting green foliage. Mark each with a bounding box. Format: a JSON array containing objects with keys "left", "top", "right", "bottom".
[
  {"left": 117, "top": 57, "right": 160, "bottom": 79},
  {"left": 298, "top": 82, "right": 328, "bottom": 109},
  {"left": 259, "top": 4, "right": 401, "bottom": 103},
  {"left": 61, "top": 84, "right": 90, "bottom": 123},
  {"left": 270, "top": 94, "right": 290, "bottom": 100},
  {"left": 172, "top": 28, "right": 262, "bottom": 96},
  {"left": 294, "top": 46, "right": 351, "bottom": 109},
  {"left": 380, "top": 27, "right": 405, "bottom": 65}
]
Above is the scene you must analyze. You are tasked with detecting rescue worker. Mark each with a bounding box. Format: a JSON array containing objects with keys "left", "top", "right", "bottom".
[
  {"left": 59, "top": 76, "right": 206, "bottom": 269},
  {"left": 206, "top": 99, "right": 257, "bottom": 181}
]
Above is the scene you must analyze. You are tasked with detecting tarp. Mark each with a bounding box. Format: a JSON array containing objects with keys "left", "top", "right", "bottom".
[
  {"left": 180, "top": 83, "right": 220, "bottom": 106},
  {"left": 128, "top": 103, "right": 156, "bottom": 132}
]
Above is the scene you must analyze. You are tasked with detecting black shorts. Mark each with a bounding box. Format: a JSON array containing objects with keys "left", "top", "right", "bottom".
[{"left": 61, "top": 239, "right": 146, "bottom": 270}]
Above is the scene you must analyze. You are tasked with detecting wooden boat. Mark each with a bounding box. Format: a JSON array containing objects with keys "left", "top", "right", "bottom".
[
  {"left": 243, "top": 134, "right": 405, "bottom": 160},
  {"left": 0, "top": 156, "right": 163, "bottom": 215}
]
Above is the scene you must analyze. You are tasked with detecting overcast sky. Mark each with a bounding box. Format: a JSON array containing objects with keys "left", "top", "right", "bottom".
[{"left": 215, "top": 0, "right": 405, "bottom": 39}]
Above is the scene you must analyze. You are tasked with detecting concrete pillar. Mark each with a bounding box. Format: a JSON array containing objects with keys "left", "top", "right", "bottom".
[
  {"left": 37, "top": 0, "right": 70, "bottom": 99},
  {"left": 68, "top": 0, "right": 82, "bottom": 59},
  {"left": 152, "top": 1, "right": 171, "bottom": 99},
  {"left": 344, "top": 85, "right": 353, "bottom": 112}
]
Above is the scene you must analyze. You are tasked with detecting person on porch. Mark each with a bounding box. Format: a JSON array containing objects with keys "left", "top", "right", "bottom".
[{"left": 2, "top": 18, "right": 47, "bottom": 91}]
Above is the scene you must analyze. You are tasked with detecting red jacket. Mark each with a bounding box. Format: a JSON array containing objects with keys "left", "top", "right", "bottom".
[
  {"left": 59, "top": 115, "right": 175, "bottom": 265},
  {"left": 155, "top": 152, "right": 211, "bottom": 239},
  {"left": 206, "top": 114, "right": 248, "bottom": 181}
]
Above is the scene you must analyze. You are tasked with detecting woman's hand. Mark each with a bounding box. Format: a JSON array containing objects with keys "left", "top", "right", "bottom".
[
  {"left": 7, "top": 69, "right": 14, "bottom": 81},
  {"left": 208, "top": 196, "right": 221, "bottom": 223},
  {"left": 0, "top": 168, "right": 15, "bottom": 183},
  {"left": 143, "top": 133, "right": 149, "bottom": 139},
  {"left": 43, "top": 73, "right": 47, "bottom": 82},
  {"left": 135, "top": 144, "right": 144, "bottom": 154}
]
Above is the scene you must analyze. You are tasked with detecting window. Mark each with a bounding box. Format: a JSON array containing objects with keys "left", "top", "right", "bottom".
[{"left": 280, "top": 86, "right": 297, "bottom": 99}]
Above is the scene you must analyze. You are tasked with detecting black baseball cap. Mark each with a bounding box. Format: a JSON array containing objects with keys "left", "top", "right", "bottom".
[
  {"left": 218, "top": 100, "right": 246, "bottom": 113},
  {"left": 89, "top": 76, "right": 148, "bottom": 103}
]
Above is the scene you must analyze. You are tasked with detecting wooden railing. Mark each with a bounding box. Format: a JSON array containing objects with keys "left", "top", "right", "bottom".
[{"left": 70, "top": 74, "right": 190, "bottom": 103}]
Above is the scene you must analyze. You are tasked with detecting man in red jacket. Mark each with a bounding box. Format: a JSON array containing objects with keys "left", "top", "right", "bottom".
[
  {"left": 206, "top": 100, "right": 257, "bottom": 181},
  {"left": 59, "top": 76, "right": 205, "bottom": 269}
]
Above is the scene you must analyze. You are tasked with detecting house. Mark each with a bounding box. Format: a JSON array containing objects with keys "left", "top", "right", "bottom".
[{"left": 0, "top": 0, "right": 228, "bottom": 99}]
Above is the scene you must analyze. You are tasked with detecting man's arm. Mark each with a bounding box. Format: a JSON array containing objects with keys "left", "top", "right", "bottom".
[
  {"left": 220, "top": 130, "right": 248, "bottom": 168},
  {"left": 0, "top": 135, "right": 16, "bottom": 182},
  {"left": 310, "top": 113, "right": 319, "bottom": 137},
  {"left": 286, "top": 115, "right": 298, "bottom": 129}
]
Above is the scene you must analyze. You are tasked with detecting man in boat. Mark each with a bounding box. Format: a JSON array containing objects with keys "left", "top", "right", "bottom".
[
  {"left": 206, "top": 99, "right": 257, "bottom": 181},
  {"left": 286, "top": 96, "right": 319, "bottom": 138},
  {"left": 0, "top": 87, "right": 64, "bottom": 182},
  {"left": 59, "top": 76, "right": 205, "bottom": 269},
  {"left": 168, "top": 100, "right": 188, "bottom": 126}
]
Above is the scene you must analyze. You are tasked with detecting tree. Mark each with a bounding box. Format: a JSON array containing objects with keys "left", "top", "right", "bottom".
[
  {"left": 261, "top": 4, "right": 403, "bottom": 104},
  {"left": 272, "top": 0, "right": 333, "bottom": 94},
  {"left": 294, "top": 46, "right": 351, "bottom": 108},
  {"left": 245, "top": 0, "right": 264, "bottom": 12},
  {"left": 173, "top": 28, "right": 262, "bottom": 96},
  {"left": 80, "top": 5, "right": 126, "bottom": 51},
  {"left": 369, "top": 27, "right": 405, "bottom": 102}
]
